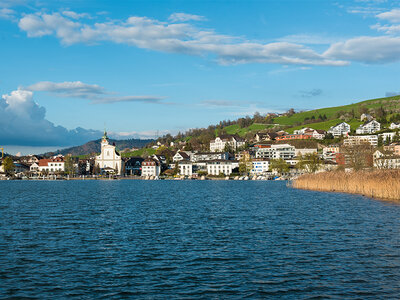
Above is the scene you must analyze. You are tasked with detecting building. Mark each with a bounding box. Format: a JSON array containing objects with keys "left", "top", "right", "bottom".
[
  {"left": 373, "top": 150, "right": 400, "bottom": 169},
  {"left": 206, "top": 160, "right": 238, "bottom": 175},
  {"left": 360, "top": 113, "right": 374, "bottom": 122},
  {"left": 389, "top": 122, "right": 400, "bottom": 130},
  {"left": 192, "top": 152, "right": 230, "bottom": 162},
  {"left": 210, "top": 136, "right": 245, "bottom": 152},
  {"left": 125, "top": 157, "right": 144, "bottom": 175},
  {"left": 141, "top": 158, "right": 160, "bottom": 177},
  {"left": 293, "top": 128, "right": 326, "bottom": 140},
  {"left": 95, "top": 131, "right": 123, "bottom": 175},
  {"left": 172, "top": 151, "right": 191, "bottom": 162},
  {"left": 379, "top": 132, "right": 396, "bottom": 143},
  {"left": 178, "top": 161, "right": 193, "bottom": 176},
  {"left": 295, "top": 148, "right": 318, "bottom": 157},
  {"left": 255, "top": 132, "right": 277, "bottom": 142},
  {"left": 275, "top": 134, "right": 312, "bottom": 141},
  {"left": 384, "top": 144, "right": 400, "bottom": 156},
  {"left": 38, "top": 157, "right": 65, "bottom": 173},
  {"left": 250, "top": 159, "right": 270, "bottom": 174},
  {"left": 355, "top": 120, "right": 381, "bottom": 134},
  {"left": 344, "top": 135, "right": 378, "bottom": 147},
  {"left": 255, "top": 144, "right": 295, "bottom": 160},
  {"left": 322, "top": 145, "right": 340, "bottom": 160},
  {"left": 327, "top": 122, "right": 350, "bottom": 137}
]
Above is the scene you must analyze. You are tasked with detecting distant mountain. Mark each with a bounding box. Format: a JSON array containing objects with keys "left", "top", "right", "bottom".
[{"left": 46, "top": 138, "right": 154, "bottom": 156}]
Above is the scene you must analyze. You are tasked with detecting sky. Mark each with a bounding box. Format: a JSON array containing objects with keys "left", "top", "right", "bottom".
[{"left": 2, "top": 0, "right": 400, "bottom": 153}]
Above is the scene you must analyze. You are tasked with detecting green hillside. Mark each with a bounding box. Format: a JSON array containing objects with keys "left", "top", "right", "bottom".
[{"left": 274, "top": 95, "right": 400, "bottom": 127}]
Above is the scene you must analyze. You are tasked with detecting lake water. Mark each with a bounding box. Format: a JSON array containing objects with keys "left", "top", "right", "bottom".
[{"left": 0, "top": 180, "right": 399, "bottom": 298}]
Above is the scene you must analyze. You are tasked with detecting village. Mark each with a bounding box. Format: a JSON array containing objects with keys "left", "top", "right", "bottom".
[{"left": 1, "top": 112, "right": 400, "bottom": 180}]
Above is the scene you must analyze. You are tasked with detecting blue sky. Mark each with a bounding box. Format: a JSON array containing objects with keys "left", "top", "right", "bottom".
[{"left": 2, "top": 0, "right": 400, "bottom": 152}]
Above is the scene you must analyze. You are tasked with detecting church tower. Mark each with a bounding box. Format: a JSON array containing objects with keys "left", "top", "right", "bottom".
[{"left": 95, "top": 130, "right": 123, "bottom": 175}]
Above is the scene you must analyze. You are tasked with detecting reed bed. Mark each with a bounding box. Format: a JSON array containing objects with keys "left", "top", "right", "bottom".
[{"left": 293, "top": 170, "right": 400, "bottom": 201}]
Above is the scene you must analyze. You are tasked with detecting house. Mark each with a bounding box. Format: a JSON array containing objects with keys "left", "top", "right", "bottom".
[
  {"left": 235, "top": 150, "right": 253, "bottom": 161},
  {"left": 192, "top": 152, "right": 230, "bottom": 162},
  {"left": 250, "top": 159, "right": 270, "bottom": 174},
  {"left": 13, "top": 163, "right": 29, "bottom": 175},
  {"left": 141, "top": 158, "right": 160, "bottom": 177},
  {"left": 38, "top": 157, "right": 65, "bottom": 174},
  {"left": 360, "top": 113, "right": 374, "bottom": 122},
  {"left": 95, "top": 131, "right": 123, "bottom": 175},
  {"left": 275, "top": 134, "right": 313, "bottom": 141},
  {"left": 328, "top": 122, "right": 350, "bottom": 137},
  {"left": 30, "top": 162, "right": 39, "bottom": 173},
  {"left": 206, "top": 160, "right": 238, "bottom": 176},
  {"left": 172, "top": 151, "right": 191, "bottom": 162},
  {"left": 384, "top": 144, "right": 400, "bottom": 156},
  {"left": 373, "top": 150, "right": 400, "bottom": 169},
  {"left": 178, "top": 161, "right": 193, "bottom": 176},
  {"left": 209, "top": 136, "right": 245, "bottom": 152},
  {"left": 255, "top": 144, "right": 295, "bottom": 160},
  {"left": 124, "top": 157, "right": 144, "bottom": 175},
  {"left": 389, "top": 122, "right": 400, "bottom": 130},
  {"left": 255, "top": 132, "right": 277, "bottom": 142},
  {"left": 355, "top": 120, "right": 381, "bottom": 134},
  {"left": 344, "top": 135, "right": 378, "bottom": 147},
  {"left": 295, "top": 148, "right": 318, "bottom": 157},
  {"left": 293, "top": 128, "right": 326, "bottom": 140},
  {"left": 322, "top": 145, "right": 340, "bottom": 160}
]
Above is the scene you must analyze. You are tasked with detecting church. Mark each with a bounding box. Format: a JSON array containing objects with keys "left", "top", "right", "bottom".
[{"left": 95, "top": 131, "right": 123, "bottom": 175}]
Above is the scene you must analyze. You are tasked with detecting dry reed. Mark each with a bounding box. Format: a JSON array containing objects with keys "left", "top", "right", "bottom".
[{"left": 293, "top": 170, "right": 400, "bottom": 201}]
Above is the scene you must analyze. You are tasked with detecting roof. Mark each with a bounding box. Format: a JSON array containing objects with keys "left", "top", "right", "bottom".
[
  {"left": 38, "top": 159, "right": 51, "bottom": 167},
  {"left": 176, "top": 151, "right": 190, "bottom": 159}
]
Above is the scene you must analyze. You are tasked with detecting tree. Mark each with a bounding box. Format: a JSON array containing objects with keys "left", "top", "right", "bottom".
[
  {"left": 173, "top": 162, "right": 179, "bottom": 175},
  {"left": 296, "top": 153, "right": 322, "bottom": 173},
  {"left": 2, "top": 157, "right": 14, "bottom": 176},
  {"left": 64, "top": 155, "right": 75, "bottom": 176},
  {"left": 342, "top": 142, "right": 374, "bottom": 170},
  {"left": 269, "top": 158, "right": 289, "bottom": 175},
  {"left": 377, "top": 135, "right": 383, "bottom": 147},
  {"left": 224, "top": 142, "right": 234, "bottom": 154},
  {"left": 239, "top": 155, "right": 252, "bottom": 175}
]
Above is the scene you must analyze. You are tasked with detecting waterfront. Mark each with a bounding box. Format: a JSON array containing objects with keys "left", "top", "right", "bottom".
[{"left": 1, "top": 181, "right": 399, "bottom": 298}]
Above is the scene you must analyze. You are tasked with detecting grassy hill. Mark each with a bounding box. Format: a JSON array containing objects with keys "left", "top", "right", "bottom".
[{"left": 274, "top": 95, "right": 400, "bottom": 127}]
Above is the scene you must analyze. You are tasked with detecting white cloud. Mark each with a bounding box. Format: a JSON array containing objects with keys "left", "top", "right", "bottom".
[
  {"left": 16, "top": 11, "right": 348, "bottom": 66},
  {"left": 26, "top": 80, "right": 166, "bottom": 104},
  {"left": 169, "top": 13, "right": 206, "bottom": 22},
  {"left": 277, "top": 34, "right": 343, "bottom": 45},
  {"left": 376, "top": 8, "right": 400, "bottom": 23},
  {"left": 62, "top": 11, "right": 91, "bottom": 20},
  {"left": 0, "top": 88, "right": 101, "bottom": 146},
  {"left": 371, "top": 23, "right": 400, "bottom": 34},
  {"left": 0, "top": 7, "right": 15, "bottom": 20},
  {"left": 324, "top": 36, "right": 400, "bottom": 63}
]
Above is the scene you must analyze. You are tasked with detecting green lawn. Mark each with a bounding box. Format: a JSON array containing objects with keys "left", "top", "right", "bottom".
[{"left": 286, "top": 118, "right": 363, "bottom": 133}]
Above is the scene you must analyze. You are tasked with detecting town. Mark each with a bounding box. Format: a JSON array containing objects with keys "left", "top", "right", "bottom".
[{"left": 1, "top": 111, "right": 400, "bottom": 180}]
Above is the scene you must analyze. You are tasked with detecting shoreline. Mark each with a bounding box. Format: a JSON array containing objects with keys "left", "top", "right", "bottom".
[{"left": 292, "top": 170, "right": 400, "bottom": 202}]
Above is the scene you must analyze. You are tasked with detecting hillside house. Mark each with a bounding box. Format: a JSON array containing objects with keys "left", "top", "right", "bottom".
[
  {"left": 344, "top": 135, "right": 378, "bottom": 147},
  {"left": 141, "top": 158, "right": 160, "bottom": 177},
  {"left": 255, "top": 144, "right": 295, "bottom": 160},
  {"left": 327, "top": 122, "right": 350, "bottom": 137},
  {"left": 355, "top": 120, "right": 381, "bottom": 134},
  {"left": 210, "top": 136, "right": 245, "bottom": 152},
  {"left": 389, "top": 122, "right": 400, "bottom": 130},
  {"left": 373, "top": 150, "right": 400, "bottom": 169}
]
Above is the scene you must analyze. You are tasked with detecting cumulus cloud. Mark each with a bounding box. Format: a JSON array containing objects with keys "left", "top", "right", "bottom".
[
  {"left": 376, "top": 8, "right": 400, "bottom": 23},
  {"left": 16, "top": 11, "right": 347, "bottom": 66},
  {"left": 299, "top": 89, "right": 323, "bottom": 98},
  {"left": 26, "top": 80, "right": 166, "bottom": 104},
  {"left": 62, "top": 11, "right": 91, "bottom": 20},
  {"left": 168, "top": 13, "right": 206, "bottom": 22},
  {"left": 324, "top": 36, "right": 400, "bottom": 63},
  {"left": 0, "top": 88, "right": 101, "bottom": 146}
]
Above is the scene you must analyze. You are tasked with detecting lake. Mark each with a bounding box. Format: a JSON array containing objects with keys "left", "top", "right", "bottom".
[{"left": 0, "top": 180, "right": 399, "bottom": 298}]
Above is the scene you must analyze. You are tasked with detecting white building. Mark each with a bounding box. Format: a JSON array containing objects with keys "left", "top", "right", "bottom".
[
  {"left": 355, "top": 120, "right": 381, "bottom": 134},
  {"left": 192, "top": 152, "right": 230, "bottom": 162},
  {"left": 141, "top": 158, "right": 161, "bottom": 177},
  {"left": 360, "top": 113, "right": 374, "bottom": 122},
  {"left": 172, "top": 151, "right": 191, "bottom": 162},
  {"left": 293, "top": 128, "right": 325, "bottom": 140},
  {"left": 250, "top": 159, "right": 270, "bottom": 174},
  {"left": 255, "top": 144, "right": 295, "bottom": 160},
  {"left": 379, "top": 132, "right": 396, "bottom": 143},
  {"left": 322, "top": 145, "right": 340, "bottom": 160},
  {"left": 38, "top": 158, "right": 65, "bottom": 173},
  {"left": 373, "top": 150, "right": 400, "bottom": 169},
  {"left": 95, "top": 131, "right": 123, "bottom": 175},
  {"left": 210, "top": 136, "right": 245, "bottom": 152},
  {"left": 344, "top": 135, "right": 378, "bottom": 147},
  {"left": 178, "top": 161, "right": 193, "bottom": 176},
  {"left": 389, "top": 122, "right": 400, "bottom": 130},
  {"left": 328, "top": 122, "right": 350, "bottom": 137},
  {"left": 206, "top": 160, "right": 237, "bottom": 175}
]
